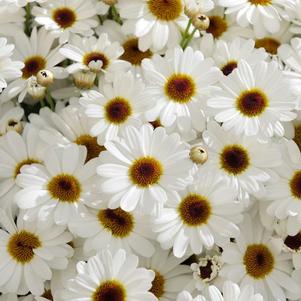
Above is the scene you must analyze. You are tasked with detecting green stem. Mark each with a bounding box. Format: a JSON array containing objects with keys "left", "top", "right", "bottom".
[
  {"left": 182, "top": 28, "right": 197, "bottom": 49},
  {"left": 180, "top": 19, "right": 192, "bottom": 49},
  {"left": 24, "top": 3, "right": 32, "bottom": 36},
  {"left": 110, "top": 5, "right": 123, "bottom": 25},
  {"left": 45, "top": 90, "right": 55, "bottom": 111},
  {"left": 40, "top": 97, "right": 46, "bottom": 108}
]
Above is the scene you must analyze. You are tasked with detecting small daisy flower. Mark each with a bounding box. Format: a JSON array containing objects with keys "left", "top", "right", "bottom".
[
  {"left": 142, "top": 46, "right": 221, "bottom": 137},
  {"left": 153, "top": 172, "right": 243, "bottom": 258},
  {"left": 0, "top": 27, "right": 67, "bottom": 103},
  {"left": 79, "top": 72, "right": 154, "bottom": 144},
  {"left": 218, "top": 0, "right": 294, "bottom": 38},
  {"left": 60, "top": 248, "right": 156, "bottom": 301},
  {"left": 29, "top": 104, "right": 106, "bottom": 162},
  {"left": 207, "top": 59, "right": 297, "bottom": 138},
  {"left": 202, "top": 122, "right": 281, "bottom": 202},
  {"left": 97, "top": 124, "right": 194, "bottom": 215},
  {"left": 32, "top": 0, "right": 98, "bottom": 44},
  {"left": 15, "top": 143, "right": 99, "bottom": 228},
  {"left": 69, "top": 203, "right": 156, "bottom": 257},
  {"left": 117, "top": 0, "right": 188, "bottom": 51},
  {"left": 139, "top": 245, "right": 191, "bottom": 301},
  {"left": 60, "top": 33, "right": 129, "bottom": 82},
  {"left": 220, "top": 214, "right": 299, "bottom": 301},
  {"left": 0, "top": 126, "right": 44, "bottom": 210},
  {"left": 0, "top": 101, "right": 24, "bottom": 136},
  {"left": 0, "top": 210, "right": 73, "bottom": 296}
]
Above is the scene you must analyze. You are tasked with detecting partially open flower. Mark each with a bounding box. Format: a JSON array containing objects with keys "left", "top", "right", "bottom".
[
  {"left": 36, "top": 69, "right": 54, "bottom": 87},
  {"left": 73, "top": 71, "right": 96, "bottom": 89},
  {"left": 26, "top": 76, "right": 46, "bottom": 100}
]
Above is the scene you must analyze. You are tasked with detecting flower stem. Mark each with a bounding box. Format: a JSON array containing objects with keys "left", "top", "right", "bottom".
[
  {"left": 182, "top": 28, "right": 197, "bottom": 49},
  {"left": 24, "top": 3, "right": 32, "bottom": 36},
  {"left": 180, "top": 19, "right": 192, "bottom": 49},
  {"left": 109, "top": 5, "right": 123, "bottom": 25},
  {"left": 45, "top": 90, "right": 55, "bottom": 111}
]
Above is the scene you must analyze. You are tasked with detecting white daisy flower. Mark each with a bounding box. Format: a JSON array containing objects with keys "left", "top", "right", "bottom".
[
  {"left": 139, "top": 245, "right": 191, "bottom": 301},
  {"left": 202, "top": 122, "right": 281, "bottom": 202},
  {"left": 220, "top": 214, "right": 299, "bottom": 301},
  {"left": 60, "top": 33, "right": 130, "bottom": 82},
  {"left": 0, "top": 6, "right": 24, "bottom": 28},
  {"left": 117, "top": 0, "right": 188, "bottom": 51},
  {"left": 15, "top": 143, "right": 99, "bottom": 228},
  {"left": 0, "top": 125, "right": 45, "bottom": 211},
  {"left": 29, "top": 104, "right": 106, "bottom": 162},
  {"left": 0, "top": 210, "right": 73, "bottom": 296},
  {"left": 207, "top": 59, "right": 297, "bottom": 138},
  {"left": 0, "top": 37, "right": 23, "bottom": 91},
  {"left": 97, "top": 124, "right": 194, "bottom": 215},
  {"left": 60, "top": 248, "right": 156, "bottom": 301},
  {"left": 0, "top": 101, "right": 24, "bottom": 136},
  {"left": 212, "top": 38, "right": 268, "bottom": 77},
  {"left": 153, "top": 171, "right": 243, "bottom": 258},
  {"left": 0, "top": 27, "right": 67, "bottom": 103},
  {"left": 69, "top": 203, "right": 156, "bottom": 257},
  {"left": 32, "top": 0, "right": 98, "bottom": 44},
  {"left": 79, "top": 72, "right": 154, "bottom": 144},
  {"left": 217, "top": 0, "right": 294, "bottom": 38},
  {"left": 142, "top": 46, "right": 221, "bottom": 137},
  {"left": 264, "top": 139, "right": 301, "bottom": 236}
]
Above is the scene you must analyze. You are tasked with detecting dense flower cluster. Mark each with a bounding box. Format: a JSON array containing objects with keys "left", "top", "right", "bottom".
[{"left": 1, "top": 0, "right": 301, "bottom": 300}]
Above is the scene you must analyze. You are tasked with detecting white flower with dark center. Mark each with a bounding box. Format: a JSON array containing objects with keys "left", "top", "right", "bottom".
[
  {"left": 0, "top": 101, "right": 24, "bottom": 136},
  {"left": 60, "top": 248, "right": 156, "bottom": 301},
  {"left": 32, "top": 0, "right": 98, "bottom": 44},
  {"left": 202, "top": 122, "right": 281, "bottom": 202},
  {"left": 218, "top": 0, "right": 294, "bottom": 38},
  {"left": 207, "top": 60, "right": 297, "bottom": 138},
  {"left": 80, "top": 72, "right": 154, "bottom": 144},
  {"left": 69, "top": 203, "right": 156, "bottom": 257},
  {"left": 0, "top": 37, "right": 23, "bottom": 92},
  {"left": 60, "top": 33, "right": 130, "bottom": 82},
  {"left": 142, "top": 47, "right": 221, "bottom": 137},
  {"left": 0, "top": 125, "right": 45, "bottom": 211},
  {"left": 29, "top": 104, "right": 105, "bottom": 162},
  {"left": 97, "top": 124, "right": 194, "bottom": 215},
  {"left": 0, "top": 210, "right": 73, "bottom": 296},
  {"left": 212, "top": 38, "right": 268, "bottom": 77},
  {"left": 15, "top": 143, "right": 99, "bottom": 228},
  {"left": 139, "top": 245, "right": 191, "bottom": 301},
  {"left": 0, "top": 27, "right": 66, "bottom": 103},
  {"left": 220, "top": 214, "right": 299, "bottom": 301},
  {"left": 153, "top": 171, "right": 242, "bottom": 258},
  {"left": 117, "top": 0, "right": 188, "bottom": 51}
]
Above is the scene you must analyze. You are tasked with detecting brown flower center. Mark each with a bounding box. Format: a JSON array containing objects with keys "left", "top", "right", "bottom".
[
  {"left": 284, "top": 232, "right": 301, "bottom": 252},
  {"left": 149, "top": 271, "right": 165, "bottom": 298},
  {"left": 294, "top": 124, "right": 301, "bottom": 151},
  {"left": 255, "top": 38, "right": 280, "bottom": 55},
  {"left": 221, "top": 61, "right": 238, "bottom": 76},
  {"left": 243, "top": 244, "right": 274, "bottom": 279},
  {"left": 104, "top": 97, "right": 132, "bottom": 124},
  {"left": 220, "top": 145, "right": 250, "bottom": 175},
  {"left": 121, "top": 38, "right": 153, "bottom": 66},
  {"left": 52, "top": 7, "right": 77, "bottom": 29},
  {"left": 236, "top": 89, "right": 268, "bottom": 117},
  {"left": 8, "top": 230, "right": 41, "bottom": 264},
  {"left": 148, "top": 0, "right": 183, "bottom": 21},
  {"left": 75, "top": 135, "right": 105, "bottom": 162},
  {"left": 41, "top": 290, "right": 54, "bottom": 300},
  {"left": 22, "top": 56, "right": 46, "bottom": 79},
  {"left": 93, "top": 280, "right": 126, "bottom": 301},
  {"left": 14, "top": 158, "right": 41, "bottom": 179},
  {"left": 97, "top": 208, "right": 134, "bottom": 238},
  {"left": 47, "top": 174, "right": 81, "bottom": 203},
  {"left": 249, "top": 0, "right": 271, "bottom": 6},
  {"left": 206, "top": 16, "right": 228, "bottom": 39},
  {"left": 83, "top": 52, "right": 109, "bottom": 70},
  {"left": 178, "top": 194, "right": 212, "bottom": 226},
  {"left": 165, "top": 74, "right": 196, "bottom": 103},
  {"left": 290, "top": 170, "right": 301, "bottom": 199}
]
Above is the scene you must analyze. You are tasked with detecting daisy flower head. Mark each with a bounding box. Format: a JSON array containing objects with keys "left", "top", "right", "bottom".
[
  {"left": 0, "top": 37, "right": 23, "bottom": 92},
  {"left": 15, "top": 143, "right": 100, "bottom": 228},
  {"left": 153, "top": 171, "right": 243, "bottom": 258},
  {"left": 220, "top": 214, "right": 299, "bottom": 301},
  {"left": 97, "top": 124, "right": 194, "bottom": 215},
  {"left": 60, "top": 248, "right": 156, "bottom": 301},
  {"left": 202, "top": 121, "right": 281, "bottom": 202},
  {"left": 32, "top": 0, "right": 98, "bottom": 44},
  {"left": 217, "top": 0, "right": 295, "bottom": 38},
  {"left": 0, "top": 27, "right": 67, "bottom": 103},
  {"left": 0, "top": 210, "right": 73, "bottom": 296},
  {"left": 60, "top": 33, "right": 130, "bottom": 82},
  {"left": 142, "top": 46, "right": 221, "bottom": 137},
  {"left": 79, "top": 71, "right": 153, "bottom": 144},
  {"left": 117, "top": 0, "right": 188, "bottom": 52},
  {"left": 69, "top": 201, "right": 156, "bottom": 257},
  {"left": 207, "top": 59, "right": 297, "bottom": 138}
]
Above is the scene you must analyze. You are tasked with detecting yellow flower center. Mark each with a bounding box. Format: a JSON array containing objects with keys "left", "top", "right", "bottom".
[
  {"left": 104, "top": 97, "right": 132, "bottom": 124},
  {"left": 52, "top": 7, "right": 77, "bottom": 29},
  {"left": 75, "top": 135, "right": 105, "bottom": 162},
  {"left": 290, "top": 170, "right": 301, "bottom": 199},
  {"left": 148, "top": 0, "right": 183, "bottom": 21},
  {"left": 255, "top": 38, "right": 280, "bottom": 55},
  {"left": 93, "top": 280, "right": 126, "bottom": 301},
  {"left": 249, "top": 0, "right": 272, "bottom": 6},
  {"left": 206, "top": 16, "right": 228, "bottom": 39},
  {"left": 149, "top": 271, "right": 165, "bottom": 298},
  {"left": 8, "top": 230, "right": 41, "bottom": 264},
  {"left": 14, "top": 158, "right": 41, "bottom": 179},
  {"left": 22, "top": 56, "right": 46, "bottom": 79}
]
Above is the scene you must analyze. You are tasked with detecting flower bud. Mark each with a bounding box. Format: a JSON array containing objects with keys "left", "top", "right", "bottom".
[
  {"left": 37, "top": 70, "right": 54, "bottom": 87},
  {"left": 189, "top": 145, "right": 208, "bottom": 164},
  {"left": 73, "top": 71, "right": 96, "bottom": 89},
  {"left": 27, "top": 77, "right": 46, "bottom": 100},
  {"left": 191, "top": 14, "right": 210, "bottom": 31}
]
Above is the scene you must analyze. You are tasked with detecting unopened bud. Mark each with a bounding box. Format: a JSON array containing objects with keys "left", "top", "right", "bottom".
[
  {"left": 102, "top": 0, "right": 117, "bottom": 5},
  {"left": 191, "top": 14, "right": 210, "bottom": 30},
  {"left": 73, "top": 71, "right": 96, "bottom": 89},
  {"left": 37, "top": 69, "right": 54, "bottom": 87},
  {"left": 27, "top": 77, "right": 46, "bottom": 100},
  {"left": 189, "top": 145, "right": 208, "bottom": 164}
]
